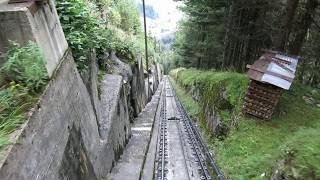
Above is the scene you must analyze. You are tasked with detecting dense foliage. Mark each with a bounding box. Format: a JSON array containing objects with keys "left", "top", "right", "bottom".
[
  {"left": 1, "top": 42, "right": 48, "bottom": 93},
  {"left": 170, "top": 68, "right": 248, "bottom": 133},
  {"left": 0, "top": 42, "right": 48, "bottom": 148},
  {"left": 173, "top": 0, "right": 320, "bottom": 87},
  {"left": 55, "top": 0, "right": 161, "bottom": 71},
  {"left": 170, "top": 68, "right": 320, "bottom": 179}
]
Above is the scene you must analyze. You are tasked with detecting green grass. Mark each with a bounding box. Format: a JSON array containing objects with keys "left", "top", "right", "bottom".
[
  {"left": 170, "top": 68, "right": 248, "bottom": 108},
  {"left": 170, "top": 68, "right": 320, "bottom": 179},
  {"left": 170, "top": 78, "right": 200, "bottom": 117},
  {"left": 0, "top": 84, "right": 36, "bottom": 149},
  {"left": 0, "top": 42, "right": 48, "bottom": 149}
]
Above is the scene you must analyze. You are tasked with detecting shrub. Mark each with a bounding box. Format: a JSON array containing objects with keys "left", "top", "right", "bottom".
[
  {"left": 56, "top": 0, "right": 145, "bottom": 71},
  {"left": 1, "top": 41, "right": 48, "bottom": 93},
  {"left": 0, "top": 42, "right": 47, "bottom": 149}
]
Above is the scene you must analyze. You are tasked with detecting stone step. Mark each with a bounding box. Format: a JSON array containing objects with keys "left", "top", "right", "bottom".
[{"left": 108, "top": 83, "right": 163, "bottom": 180}]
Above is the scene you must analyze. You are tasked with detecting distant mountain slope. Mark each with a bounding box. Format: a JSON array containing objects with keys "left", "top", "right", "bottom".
[{"left": 138, "top": 3, "right": 159, "bottom": 19}]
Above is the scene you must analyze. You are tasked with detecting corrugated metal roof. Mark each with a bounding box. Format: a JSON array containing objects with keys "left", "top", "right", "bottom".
[{"left": 247, "top": 50, "right": 299, "bottom": 90}]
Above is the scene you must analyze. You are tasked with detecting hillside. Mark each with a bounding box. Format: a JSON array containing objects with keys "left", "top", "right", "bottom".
[{"left": 170, "top": 68, "right": 320, "bottom": 179}]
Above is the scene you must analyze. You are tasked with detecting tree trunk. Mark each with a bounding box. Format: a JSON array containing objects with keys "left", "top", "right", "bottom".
[
  {"left": 289, "top": 0, "right": 318, "bottom": 55},
  {"left": 275, "top": 0, "right": 300, "bottom": 51}
]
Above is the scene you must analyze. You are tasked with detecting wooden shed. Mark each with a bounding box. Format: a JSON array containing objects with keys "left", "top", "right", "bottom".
[{"left": 243, "top": 50, "right": 299, "bottom": 120}]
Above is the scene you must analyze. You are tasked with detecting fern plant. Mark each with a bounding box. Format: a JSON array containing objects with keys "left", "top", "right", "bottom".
[
  {"left": 1, "top": 41, "right": 48, "bottom": 93},
  {"left": 0, "top": 42, "right": 48, "bottom": 149}
]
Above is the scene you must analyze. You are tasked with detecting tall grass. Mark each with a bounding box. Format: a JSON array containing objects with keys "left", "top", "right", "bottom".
[{"left": 0, "top": 41, "right": 48, "bottom": 149}]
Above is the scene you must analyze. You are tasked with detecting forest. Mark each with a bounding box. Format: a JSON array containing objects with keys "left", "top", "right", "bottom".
[
  {"left": 0, "top": 0, "right": 319, "bottom": 179},
  {"left": 172, "top": 0, "right": 320, "bottom": 87}
]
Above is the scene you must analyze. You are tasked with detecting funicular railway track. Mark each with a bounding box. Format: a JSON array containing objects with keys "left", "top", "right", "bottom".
[
  {"left": 155, "top": 77, "right": 224, "bottom": 180},
  {"left": 157, "top": 85, "right": 167, "bottom": 180}
]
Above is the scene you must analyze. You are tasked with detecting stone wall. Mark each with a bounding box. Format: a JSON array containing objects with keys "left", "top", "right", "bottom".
[{"left": 178, "top": 82, "right": 225, "bottom": 136}]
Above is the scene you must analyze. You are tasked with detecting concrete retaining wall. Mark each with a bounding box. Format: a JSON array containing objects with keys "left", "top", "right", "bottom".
[
  {"left": 0, "top": 50, "right": 163, "bottom": 179},
  {"left": 108, "top": 52, "right": 154, "bottom": 118},
  {"left": 0, "top": 1, "right": 163, "bottom": 178},
  {"left": 0, "top": 50, "right": 134, "bottom": 179},
  {"left": 0, "top": 0, "right": 68, "bottom": 76},
  {"left": 130, "top": 58, "right": 148, "bottom": 117}
]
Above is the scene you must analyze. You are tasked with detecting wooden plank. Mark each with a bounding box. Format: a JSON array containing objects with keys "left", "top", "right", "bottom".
[{"left": 242, "top": 80, "right": 283, "bottom": 120}]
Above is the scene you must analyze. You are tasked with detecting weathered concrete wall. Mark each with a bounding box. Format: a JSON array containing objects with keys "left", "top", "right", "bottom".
[
  {"left": 108, "top": 52, "right": 133, "bottom": 83},
  {"left": 147, "top": 63, "right": 162, "bottom": 98},
  {"left": 108, "top": 82, "right": 163, "bottom": 180},
  {"left": 108, "top": 52, "right": 149, "bottom": 118},
  {"left": 58, "top": 125, "right": 98, "bottom": 180},
  {"left": 130, "top": 58, "right": 148, "bottom": 117},
  {"left": 186, "top": 84, "right": 225, "bottom": 135},
  {"left": 152, "top": 64, "right": 161, "bottom": 93},
  {"left": 157, "top": 63, "right": 163, "bottom": 83},
  {"left": 0, "top": 50, "right": 95, "bottom": 179},
  {"left": 0, "top": 0, "right": 68, "bottom": 76},
  {"left": 0, "top": 50, "right": 132, "bottom": 179}
]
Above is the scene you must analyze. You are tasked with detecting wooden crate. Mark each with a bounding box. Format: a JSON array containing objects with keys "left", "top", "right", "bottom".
[{"left": 243, "top": 80, "right": 282, "bottom": 120}]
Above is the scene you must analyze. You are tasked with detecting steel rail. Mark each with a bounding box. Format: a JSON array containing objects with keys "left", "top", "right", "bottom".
[
  {"left": 179, "top": 101, "right": 224, "bottom": 180},
  {"left": 166, "top": 79, "right": 211, "bottom": 180},
  {"left": 176, "top": 101, "right": 212, "bottom": 180},
  {"left": 175, "top": 109, "right": 192, "bottom": 180},
  {"left": 169, "top": 79, "right": 224, "bottom": 180},
  {"left": 157, "top": 83, "right": 167, "bottom": 180}
]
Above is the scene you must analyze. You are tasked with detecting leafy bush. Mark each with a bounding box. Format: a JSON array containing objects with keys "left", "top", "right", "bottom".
[
  {"left": 113, "top": 0, "right": 141, "bottom": 34},
  {"left": 0, "top": 42, "right": 47, "bottom": 149},
  {"left": 56, "top": 0, "right": 112, "bottom": 70},
  {"left": 56, "top": 0, "right": 145, "bottom": 71},
  {"left": 1, "top": 41, "right": 48, "bottom": 93}
]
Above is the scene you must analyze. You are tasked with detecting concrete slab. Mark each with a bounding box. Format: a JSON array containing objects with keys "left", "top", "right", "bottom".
[
  {"left": 108, "top": 83, "right": 163, "bottom": 180},
  {"left": 141, "top": 84, "right": 164, "bottom": 180},
  {"left": 166, "top": 121, "right": 190, "bottom": 180}
]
